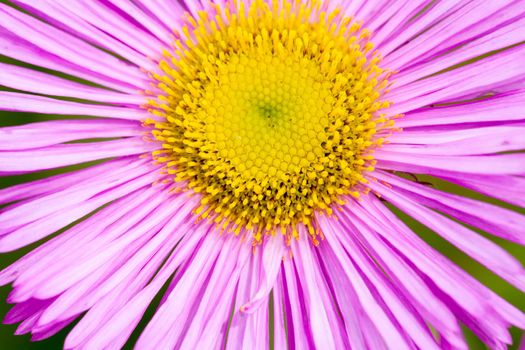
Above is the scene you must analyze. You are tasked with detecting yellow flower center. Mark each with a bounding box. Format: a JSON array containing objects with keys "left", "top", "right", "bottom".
[{"left": 146, "top": 0, "right": 392, "bottom": 243}]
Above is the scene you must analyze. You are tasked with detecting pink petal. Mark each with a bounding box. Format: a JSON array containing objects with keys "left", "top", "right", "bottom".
[
  {"left": 386, "top": 46, "right": 525, "bottom": 115},
  {"left": 0, "top": 91, "right": 149, "bottom": 120},
  {"left": 0, "top": 63, "right": 147, "bottom": 105},
  {"left": 134, "top": 0, "right": 186, "bottom": 33},
  {"left": 0, "top": 157, "right": 136, "bottom": 205},
  {"left": 134, "top": 232, "right": 224, "bottom": 349},
  {"left": 66, "top": 224, "right": 206, "bottom": 349},
  {"left": 0, "top": 169, "right": 159, "bottom": 253},
  {"left": 383, "top": 1, "right": 519, "bottom": 71},
  {"left": 313, "top": 220, "right": 412, "bottom": 350},
  {"left": 0, "top": 4, "right": 148, "bottom": 87},
  {"left": 384, "top": 126, "right": 525, "bottom": 156},
  {"left": 396, "top": 90, "right": 525, "bottom": 128},
  {"left": 105, "top": 0, "right": 173, "bottom": 45},
  {"left": 376, "top": 0, "right": 464, "bottom": 56},
  {"left": 0, "top": 137, "right": 156, "bottom": 172},
  {"left": 0, "top": 29, "right": 137, "bottom": 93},
  {"left": 393, "top": 17, "right": 525, "bottom": 87},
  {"left": 375, "top": 150, "right": 525, "bottom": 175},
  {"left": 320, "top": 216, "right": 442, "bottom": 350},
  {"left": 292, "top": 231, "right": 346, "bottom": 350},
  {"left": 0, "top": 119, "right": 143, "bottom": 151},
  {"left": 281, "top": 257, "right": 314, "bottom": 349},
  {"left": 0, "top": 158, "right": 149, "bottom": 230},
  {"left": 369, "top": 176, "right": 525, "bottom": 291},
  {"left": 373, "top": 171, "right": 525, "bottom": 245},
  {"left": 240, "top": 235, "right": 285, "bottom": 314}
]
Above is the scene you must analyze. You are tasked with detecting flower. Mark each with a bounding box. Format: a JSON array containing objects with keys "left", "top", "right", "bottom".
[{"left": 0, "top": 0, "right": 524, "bottom": 349}]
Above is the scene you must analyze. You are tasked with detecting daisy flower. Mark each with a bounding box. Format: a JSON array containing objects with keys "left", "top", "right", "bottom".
[{"left": 0, "top": 0, "right": 525, "bottom": 349}]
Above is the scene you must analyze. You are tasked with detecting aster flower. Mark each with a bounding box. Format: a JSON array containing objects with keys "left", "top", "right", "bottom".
[{"left": 0, "top": 0, "right": 524, "bottom": 349}]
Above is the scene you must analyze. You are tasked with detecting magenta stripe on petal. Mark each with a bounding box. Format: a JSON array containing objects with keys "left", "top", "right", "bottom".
[
  {"left": 53, "top": 1, "right": 163, "bottom": 55},
  {"left": 374, "top": 0, "right": 465, "bottom": 56},
  {"left": 357, "top": 195, "right": 525, "bottom": 335},
  {"left": 0, "top": 187, "right": 147, "bottom": 287},
  {"left": 352, "top": 0, "right": 393, "bottom": 27},
  {"left": 404, "top": 1, "right": 525, "bottom": 70},
  {"left": 312, "top": 250, "right": 371, "bottom": 349},
  {"left": 281, "top": 257, "right": 315, "bottom": 349},
  {"left": 134, "top": 0, "right": 186, "bottom": 35},
  {"left": 440, "top": 173, "right": 525, "bottom": 208},
  {"left": 60, "top": 195, "right": 199, "bottom": 318},
  {"left": 312, "top": 219, "right": 413, "bottom": 350},
  {"left": 291, "top": 231, "right": 342, "bottom": 350},
  {"left": 30, "top": 203, "right": 174, "bottom": 301},
  {"left": 370, "top": 0, "right": 430, "bottom": 48},
  {"left": 3, "top": 298, "right": 52, "bottom": 325},
  {"left": 347, "top": 198, "right": 487, "bottom": 318},
  {"left": 65, "top": 220, "right": 205, "bottom": 349},
  {"left": 7, "top": 186, "right": 168, "bottom": 294},
  {"left": 179, "top": 239, "right": 250, "bottom": 349},
  {"left": 321, "top": 209, "right": 466, "bottom": 348},
  {"left": 387, "top": 124, "right": 525, "bottom": 144}
]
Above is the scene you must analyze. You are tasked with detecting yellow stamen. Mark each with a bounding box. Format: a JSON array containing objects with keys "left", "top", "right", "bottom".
[{"left": 147, "top": 0, "right": 392, "bottom": 242}]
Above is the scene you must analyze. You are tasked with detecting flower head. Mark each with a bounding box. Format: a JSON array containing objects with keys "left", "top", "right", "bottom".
[
  {"left": 0, "top": 0, "right": 524, "bottom": 349},
  {"left": 147, "top": 0, "right": 392, "bottom": 241}
]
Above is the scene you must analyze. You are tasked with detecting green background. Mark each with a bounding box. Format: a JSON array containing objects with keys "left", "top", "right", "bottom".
[{"left": 0, "top": 1, "right": 525, "bottom": 348}]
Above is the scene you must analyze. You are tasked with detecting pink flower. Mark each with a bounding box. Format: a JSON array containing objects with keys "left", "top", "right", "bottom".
[{"left": 0, "top": 0, "right": 524, "bottom": 349}]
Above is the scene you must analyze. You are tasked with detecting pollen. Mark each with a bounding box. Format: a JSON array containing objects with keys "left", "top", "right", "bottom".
[{"left": 146, "top": 0, "right": 392, "bottom": 243}]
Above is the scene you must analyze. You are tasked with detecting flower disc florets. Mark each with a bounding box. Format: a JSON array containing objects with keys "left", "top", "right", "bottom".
[{"left": 146, "top": 0, "right": 391, "bottom": 242}]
